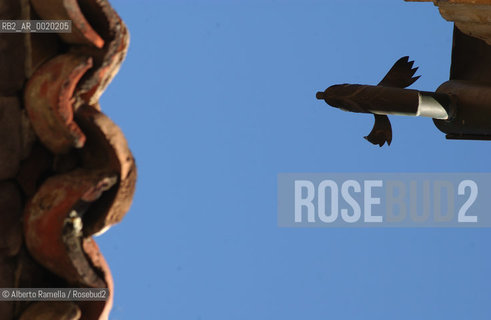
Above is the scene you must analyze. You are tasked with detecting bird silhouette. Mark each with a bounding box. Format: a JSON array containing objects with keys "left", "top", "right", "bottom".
[{"left": 316, "top": 56, "right": 420, "bottom": 147}]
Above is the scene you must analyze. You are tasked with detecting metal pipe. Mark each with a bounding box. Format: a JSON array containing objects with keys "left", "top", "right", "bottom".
[{"left": 317, "top": 84, "right": 452, "bottom": 120}]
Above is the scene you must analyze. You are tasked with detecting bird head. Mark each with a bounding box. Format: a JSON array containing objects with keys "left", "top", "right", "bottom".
[{"left": 315, "top": 84, "right": 363, "bottom": 113}]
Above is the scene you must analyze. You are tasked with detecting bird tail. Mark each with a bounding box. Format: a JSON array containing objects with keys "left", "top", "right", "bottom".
[{"left": 364, "top": 114, "right": 392, "bottom": 147}]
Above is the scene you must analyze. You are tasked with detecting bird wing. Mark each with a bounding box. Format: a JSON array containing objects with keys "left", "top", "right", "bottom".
[
  {"left": 378, "top": 56, "right": 420, "bottom": 88},
  {"left": 364, "top": 114, "right": 392, "bottom": 147},
  {"left": 363, "top": 56, "right": 419, "bottom": 147},
  {"left": 450, "top": 26, "right": 491, "bottom": 82}
]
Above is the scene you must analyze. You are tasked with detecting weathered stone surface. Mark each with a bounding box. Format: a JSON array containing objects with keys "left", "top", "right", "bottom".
[
  {"left": 0, "top": 98, "right": 22, "bottom": 180},
  {"left": 406, "top": 0, "right": 491, "bottom": 45},
  {"left": 438, "top": 3, "right": 491, "bottom": 45}
]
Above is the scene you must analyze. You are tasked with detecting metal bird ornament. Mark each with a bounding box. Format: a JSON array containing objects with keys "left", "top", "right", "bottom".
[
  {"left": 316, "top": 56, "right": 421, "bottom": 147},
  {"left": 317, "top": 27, "right": 491, "bottom": 146}
]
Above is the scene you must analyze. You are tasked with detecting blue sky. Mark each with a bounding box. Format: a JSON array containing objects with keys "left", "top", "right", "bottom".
[{"left": 97, "top": 1, "right": 491, "bottom": 319}]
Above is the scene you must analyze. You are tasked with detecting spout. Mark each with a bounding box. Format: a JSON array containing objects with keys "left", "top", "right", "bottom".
[
  {"left": 317, "top": 84, "right": 452, "bottom": 120},
  {"left": 417, "top": 91, "right": 452, "bottom": 120}
]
